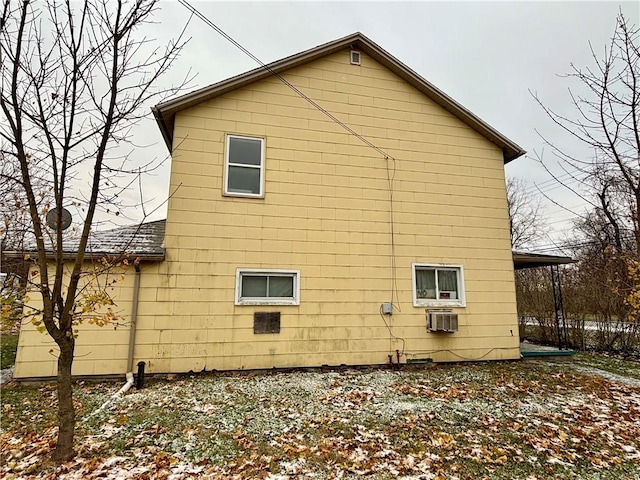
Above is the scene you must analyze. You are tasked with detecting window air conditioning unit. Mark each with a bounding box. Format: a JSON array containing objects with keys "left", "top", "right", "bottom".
[
  {"left": 427, "top": 311, "right": 458, "bottom": 333},
  {"left": 438, "top": 291, "right": 457, "bottom": 300}
]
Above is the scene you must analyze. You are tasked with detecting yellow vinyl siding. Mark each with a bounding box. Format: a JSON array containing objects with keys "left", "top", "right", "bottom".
[
  {"left": 162, "top": 48, "right": 517, "bottom": 371},
  {"left": 14, "top": 263, "right": 137, "bottom": 378},
  {"left": 14, "top": 47, "right": 519, "bottom": 378}
]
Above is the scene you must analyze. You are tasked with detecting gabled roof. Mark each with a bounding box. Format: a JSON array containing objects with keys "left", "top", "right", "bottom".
[
  {"left": 3, "top": 220, "right": 166, "bottom": 261},
  {"left": 153, "top": 32, "right": 525, "bottom": 163}
]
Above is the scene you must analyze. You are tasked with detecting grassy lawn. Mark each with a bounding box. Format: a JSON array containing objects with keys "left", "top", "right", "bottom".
[
  {"left": 1, "top": 357, "right": 639, "bottom": 479},
  {"left": 0, "top": 333, "right": 18, "bottom": 370},
  {"left": 572, "top": 352, "right": 640, "bottom": 381}
]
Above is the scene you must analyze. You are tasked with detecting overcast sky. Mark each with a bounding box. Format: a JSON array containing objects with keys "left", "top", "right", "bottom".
[{"left": 130, "top": 1, "right": 639, "bottom": 252}]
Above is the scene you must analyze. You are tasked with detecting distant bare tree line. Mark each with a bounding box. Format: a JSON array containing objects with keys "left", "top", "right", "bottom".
[{"left": 515, "top": 12, "right": 640, "bottom": 353}]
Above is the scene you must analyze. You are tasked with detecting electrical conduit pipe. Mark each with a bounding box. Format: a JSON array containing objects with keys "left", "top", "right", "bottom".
[
  {"left": 84, "top": 262, "right": 141, "bottom": 420},
  {"left": 127, "top": 262, "right": 141, "bottom": 374}
]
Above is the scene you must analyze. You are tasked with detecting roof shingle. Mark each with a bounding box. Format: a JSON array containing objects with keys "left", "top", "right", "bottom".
[{"left": 4, "top": 219, "right": 166, "bottom": 261}]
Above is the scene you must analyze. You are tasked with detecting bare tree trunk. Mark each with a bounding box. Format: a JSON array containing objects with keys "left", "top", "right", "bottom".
[
  {"left": 1, "top": 0, "right": 188, "bottom": 461},
  {"left": 635, "top": 190, "right": 640, "bottom": 252},
  {"left": 52, "top": 334, "right": 75, "bottom": 461}
]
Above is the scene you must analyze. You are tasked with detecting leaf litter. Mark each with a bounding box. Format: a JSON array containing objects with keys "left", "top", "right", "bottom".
[{"left": 1, "top": 359, "right": 639, "bottom": 479}]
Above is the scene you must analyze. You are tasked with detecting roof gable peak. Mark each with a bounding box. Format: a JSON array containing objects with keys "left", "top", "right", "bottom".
[{"left": 153, "top": 32, "right": 524, "bottom": 163}]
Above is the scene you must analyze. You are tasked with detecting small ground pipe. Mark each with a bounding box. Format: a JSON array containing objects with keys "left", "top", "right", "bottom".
[
  {"left": 136, "top": 361, "right": 146, "bottom": 390},
  {"left": 84, "top": 372, "right": 134, "bottom": 420}
]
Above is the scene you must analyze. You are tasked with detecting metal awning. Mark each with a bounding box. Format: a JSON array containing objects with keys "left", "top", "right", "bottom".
[
  {"left": 513, "top": 250, "right": 576, "bottom": 351},
  {"left": 513, "top": 251, "right": 576, "bottom": 270}
]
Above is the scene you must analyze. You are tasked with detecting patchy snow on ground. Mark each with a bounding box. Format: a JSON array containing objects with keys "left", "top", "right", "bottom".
[
  {"left": 0, "top": 366, "right": 13, "bottom": 385},
  {"left": 569, "top": 364, "right": 640, "bottom": 387},
  {"left": 2, "top": 361, "right": 640, "bottom": 479}
]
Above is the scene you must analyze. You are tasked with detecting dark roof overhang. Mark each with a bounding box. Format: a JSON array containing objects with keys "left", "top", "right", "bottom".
[{"left": 513, "top": 251, "right": 576, "bottom": 270}]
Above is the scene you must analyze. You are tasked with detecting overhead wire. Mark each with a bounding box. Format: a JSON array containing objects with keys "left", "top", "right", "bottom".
[
  {"left": 541, "top": 232, "right": 573, "bottom": 257},
  {"left": 178, "top": 0, "right": 406, "bottom": 349},
  {"left": 177, "top": 0, "right": 394, "bottom": 161},
  {"left": 510, "top": 165, "right": 591, "bottom": 228},
  {"left": 524, "top": 232, "right": 638, "bottom": 254},
  {"left": 519, "top": 170, "right": 581, "bottom": 195}
]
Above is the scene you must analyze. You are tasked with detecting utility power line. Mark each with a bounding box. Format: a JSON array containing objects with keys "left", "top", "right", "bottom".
[{"left": 177, "top": 0, "right": 394, "bottom": 162}]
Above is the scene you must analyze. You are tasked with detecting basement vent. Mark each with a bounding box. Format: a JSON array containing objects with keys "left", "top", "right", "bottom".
[
  {"left": 350, "top": 50, "right": 361, "bottom": 65},
  {"left": 427, "top": 311, "right": 458, "bottom": 333},
  {"left": 254, "top": 312, "right": 281, "bottom": 334}
]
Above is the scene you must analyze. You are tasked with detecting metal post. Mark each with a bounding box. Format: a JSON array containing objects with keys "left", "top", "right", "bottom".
[{"left": 550, "top": 264, "right": 568, "bottom": 350}]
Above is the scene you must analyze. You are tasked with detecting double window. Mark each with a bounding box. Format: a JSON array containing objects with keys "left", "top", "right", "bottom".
[
  {"left": 235, "top": 269, "right": 300, "bottom": 305},
  {"left": 412, "top": 264, "right": 466, "bottom": 307},
  {"left": 224, "top": 135, "right": 265, "bottom": 197}
]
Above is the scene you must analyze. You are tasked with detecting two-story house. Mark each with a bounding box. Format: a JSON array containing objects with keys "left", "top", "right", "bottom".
[{"left": 13, "top": 32, "right": 526, "bottom": 379}]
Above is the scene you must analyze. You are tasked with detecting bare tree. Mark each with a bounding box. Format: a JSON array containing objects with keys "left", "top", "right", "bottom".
[
  {"left": 507, "top": 177, "right": 548, "bottom": 249},
  {"left": 532, "top": 12, "right": 640, "bottom": 256},
  {"left": 0, "top": 0, "right": 187, "bottom": 461},
  {"left": 530, "top": 12, "right": 640, "bottom": 325},
  {"left": 1, "top": 151, "right": 51, "bottom": 285}
]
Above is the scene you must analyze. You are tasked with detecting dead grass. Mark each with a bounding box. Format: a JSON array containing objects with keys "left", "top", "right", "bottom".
[{"left": 1, "top": 356, "right": 639, "bottom": 479}]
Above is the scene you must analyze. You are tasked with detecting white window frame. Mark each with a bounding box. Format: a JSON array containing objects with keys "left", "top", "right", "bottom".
[
  {"left": 224, "top": 134, "right": 265, "bottom": 198},
  {"left": 412, "top": 263, "right": 466, "bottom": 308},
  {"left": 235, "top": 268, "right": 300, "bottom": 306}
]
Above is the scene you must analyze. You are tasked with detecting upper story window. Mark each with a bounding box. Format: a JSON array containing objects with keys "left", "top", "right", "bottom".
[
  {"left": 224, "top": 134, "right": 265, "bottom": 198},
  {"left": 412, "top": 263, "right": 466, "bottom": 308}
]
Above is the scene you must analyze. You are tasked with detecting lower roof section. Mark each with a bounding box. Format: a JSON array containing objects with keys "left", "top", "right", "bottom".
[
  {"left": 512, "top": 251, "right": 576, "bottom": 270},
  {"left": 2, "top": 219, "right": 166, "bottom": 262}
]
